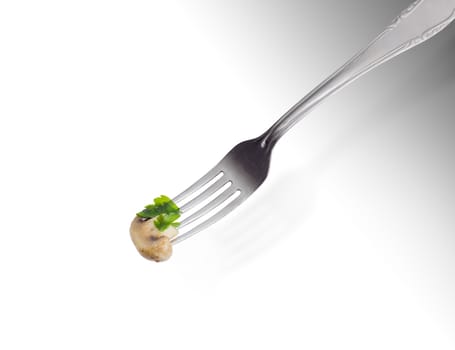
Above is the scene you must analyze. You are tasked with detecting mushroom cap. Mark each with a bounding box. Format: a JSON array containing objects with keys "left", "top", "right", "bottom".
[{"left": 130, "top": 216, "right": 178, "bottom": 262}]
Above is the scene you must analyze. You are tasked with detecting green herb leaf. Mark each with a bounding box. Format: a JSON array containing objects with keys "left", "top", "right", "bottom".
[
  {"left": 136, "top": 195, "right": 181, "bottom": 232},
  {"left": 153, "top": 214, "right": 167, "bottom": 231},
  {"left": 154, "top": 195, "right": 170, "bottom": 206}
]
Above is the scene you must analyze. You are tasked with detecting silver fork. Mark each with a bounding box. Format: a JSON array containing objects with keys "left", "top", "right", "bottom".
[{"left": 171, "top": 0, "right": 455, "bottom": 245}]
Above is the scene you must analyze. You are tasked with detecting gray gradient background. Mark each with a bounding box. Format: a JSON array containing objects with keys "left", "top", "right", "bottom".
[
  {"left": 180, "top": 4, "right": 455, "bottom": 251},
  {"left": 179, "top": 0, "right": 455, "bottom": 341}
]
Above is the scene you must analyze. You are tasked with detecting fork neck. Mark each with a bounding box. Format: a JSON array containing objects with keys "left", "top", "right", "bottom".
[
  {"left": 258, "top": 55, "right": 358, "bottom": 150},
  {"left": 259, "top": 79, "right": 334, "bottom": 151}
]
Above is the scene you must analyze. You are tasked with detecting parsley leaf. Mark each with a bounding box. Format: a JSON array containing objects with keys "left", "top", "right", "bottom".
[{"left": 136, "top": 195, "right": 181, "bottom": 232}]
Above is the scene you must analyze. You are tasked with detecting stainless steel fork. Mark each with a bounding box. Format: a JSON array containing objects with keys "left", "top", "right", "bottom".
[{"left": 171, "top": 0, "right": 455, "bottom": 244}]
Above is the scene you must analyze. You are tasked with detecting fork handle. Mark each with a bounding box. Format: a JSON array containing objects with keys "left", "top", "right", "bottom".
[{"left": 260, "top": 0, "right": 455, "bottom": 149}]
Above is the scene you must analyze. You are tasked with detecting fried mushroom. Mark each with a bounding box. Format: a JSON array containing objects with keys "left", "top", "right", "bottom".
[{"left": 130, "top": 216, "right": 178, "bottom": 262}]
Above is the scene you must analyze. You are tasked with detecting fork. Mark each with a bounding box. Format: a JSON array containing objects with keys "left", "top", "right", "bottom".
[{"left": 171, "top": 0, "right": 455, "bottom": 245}]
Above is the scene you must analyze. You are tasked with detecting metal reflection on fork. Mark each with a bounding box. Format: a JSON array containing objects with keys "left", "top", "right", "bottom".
[{"left": 171, "top": 0, "right": 455, "bottom": 245}]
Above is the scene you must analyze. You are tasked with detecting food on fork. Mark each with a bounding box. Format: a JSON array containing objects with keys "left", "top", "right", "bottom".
[{"left": 130, "top": 195, "right": 181, "bottom": 262}]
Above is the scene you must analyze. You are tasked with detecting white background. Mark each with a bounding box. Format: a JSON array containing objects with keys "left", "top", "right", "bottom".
[{"left": 1, "top": 1, "right": 454, "bottom": 349}]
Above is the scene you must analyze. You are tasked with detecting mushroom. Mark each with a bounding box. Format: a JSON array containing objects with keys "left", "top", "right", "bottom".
[{"left": 130, "top": 216, "right": 178, "bottom": 262}]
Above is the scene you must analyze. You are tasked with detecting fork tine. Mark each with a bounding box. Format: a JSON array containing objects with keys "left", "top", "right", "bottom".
[
  {"left": 179, "top": 187, "right": 237, "bottom": 228},
  {"left": 173, "top": 167, "right": 222, "bottom": 203},
  {"left": 171, "top": 191, "right": 244, "bottom": 245},
  {"left": 180, "top": 176, "right": 230, "bottom": 213}
]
